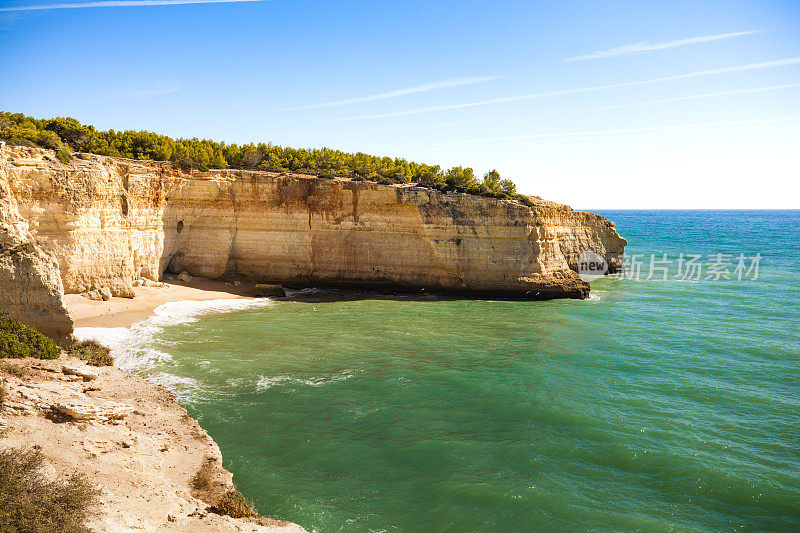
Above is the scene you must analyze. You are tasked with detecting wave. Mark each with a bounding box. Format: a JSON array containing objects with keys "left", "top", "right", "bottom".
[
  {"left": 586, "top": 290, "right": 604, "bottom": 301},
  {"left": 73, "top": 297, "right": 279, "bottom": 397},
  {"left": 256, "top": 370, "right": 356, "bottom": 390},
  {"left": 147, "top": 372, "right": 205, "bottom": 403}
]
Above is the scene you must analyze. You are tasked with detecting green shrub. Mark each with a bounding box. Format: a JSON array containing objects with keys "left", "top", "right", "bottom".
[
  {"left": 0, "top": 111, "right": 526, "bottom": 200},
  {"left": 8, "top": 136, "right": 37, "bottom": 148},
  {"left": 0, "top": 313, "right": 60, "bottom": 359},
  {"left": 0, "top": 447, "right": 100, "bottom": 532},
  {"left": 210, "top": 489, "right": 257, "bottom": 519},
  {"left": 65, "top": 340, "right": 113, "bottom": 366},
  {"left": 0, "top": 360, "right": 27, "bottom": 377},
  {"left": 56, "top": 143, "right": 72, "bottom": 164}
]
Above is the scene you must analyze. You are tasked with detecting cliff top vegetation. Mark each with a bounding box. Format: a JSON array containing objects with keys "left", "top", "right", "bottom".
[{"left": 0, "top": 111, "right": 529, "bottom": 203}]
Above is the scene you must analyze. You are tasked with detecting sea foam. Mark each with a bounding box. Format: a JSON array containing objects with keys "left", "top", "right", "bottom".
[
  {"left": 74, "top": 297, "right": 278, "bottom": 395},
  {"left": 256, "top": 370, "right": 356, "bottom": 390}
]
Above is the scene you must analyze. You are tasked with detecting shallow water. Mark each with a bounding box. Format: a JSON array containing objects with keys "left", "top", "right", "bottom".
[{"left": 86, "top": 211, "right": 800, "bottom": 531}]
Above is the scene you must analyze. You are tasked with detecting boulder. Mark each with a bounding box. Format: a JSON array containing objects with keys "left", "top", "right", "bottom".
[
  {"left": 99, "top": 287, "right": 112, "bottom": 301},
  {"left": 177, "top": 271, "right": 192, "bottom": 283},
  {"left": 11, "top": 381, "right": 133, "bottom": 422},
  {"left": 54, "top": 398, "right": 134, "bottom": 422},
  {"left": 113, "top": 285, "right": 135, "bottom": 299},
  {"left": 84, "top": 290, "right": 103, "bottom": 301},
  {"left": 254, "top": 284, "right": 286, "bottom": 297},
  {"left": 62, "top": 362, "right": 100, "bottom": 381}
]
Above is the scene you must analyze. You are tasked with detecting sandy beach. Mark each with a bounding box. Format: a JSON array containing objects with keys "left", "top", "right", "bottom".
[{"left": 65, "top": 277, "right": 257, "bottom": 329}]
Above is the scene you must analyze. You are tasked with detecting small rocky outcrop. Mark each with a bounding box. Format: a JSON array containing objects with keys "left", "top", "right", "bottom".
[
  {"left": 61, "top": 361, "right": 100, "bottom": 381},
  {"left": 254, "top": 284, "right": 286, "bottom": 297}
]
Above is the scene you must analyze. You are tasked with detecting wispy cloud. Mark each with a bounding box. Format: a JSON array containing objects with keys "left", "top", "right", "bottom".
[
  {"left": 437, "top": 118, "right": 800, "bottom": 148},
  {"left": 274, "top": 76, "right": 498, "bottom": 112},
  {"left": 105, "top": 80, "right": 180, "bottom": 98},
  {"left": 333, "top": 57, "right": 800, "bottom": 122},
  {"left": 564, "top": 30, "right": 760, "bottom": 62},
  {"left": 0, "top": 0, "right": 262, "bottom": 11},
  {"left": 591, "top": 83, "right": 800, "bottom": 110}
]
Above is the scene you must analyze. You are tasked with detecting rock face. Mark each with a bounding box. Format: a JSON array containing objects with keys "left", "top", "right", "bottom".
[
  {"left": 0, "top": 143, "right": 73, "bottom": 342},
  {"left": 0, "top": 144, "right": 626, "bottom": 333}
]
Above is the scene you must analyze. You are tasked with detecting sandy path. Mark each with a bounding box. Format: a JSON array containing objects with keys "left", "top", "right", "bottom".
[{"left": 64, "top": 278, "right": 257, "bottom": 328}]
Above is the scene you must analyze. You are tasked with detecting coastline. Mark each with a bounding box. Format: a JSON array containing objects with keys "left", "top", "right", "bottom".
[{"left": 65, "top": 277, "right": 258, "bottom": 329}]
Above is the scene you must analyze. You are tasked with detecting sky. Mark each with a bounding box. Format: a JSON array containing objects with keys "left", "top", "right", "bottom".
[{"left": 0, "top": 0, "right": 798, "bottom": 208}]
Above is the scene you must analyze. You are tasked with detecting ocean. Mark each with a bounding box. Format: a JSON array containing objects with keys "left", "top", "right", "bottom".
[{"left": 78, "top": 210, "right": 800, "bottom": 532}]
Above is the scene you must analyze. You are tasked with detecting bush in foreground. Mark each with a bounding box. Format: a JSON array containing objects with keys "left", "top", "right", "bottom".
[
  {"left": 0, "top": 313, "right": 60, "bottom": 359},
  {"left": 0, "top": 360, "right": 27, "bottom": 377},
  {"left": 210, "top": 489, "right": 258, "bottom": 519},
  {"left": 190, "top": 459, "right": 218, "bottom": 502},
  {"left": 0, "top": 448, "right": 100, "bottom": 532},
  {"left": 65, "top": 340, "right": 114, "bottom": 366}
]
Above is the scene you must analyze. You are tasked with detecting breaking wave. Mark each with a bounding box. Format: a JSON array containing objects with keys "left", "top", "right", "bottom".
[
  {"left": 73, "top": 297, "right": 278, "bottom": 398},
  {"left": 256, "top": 370, "right": 356, "bottom": 390}
]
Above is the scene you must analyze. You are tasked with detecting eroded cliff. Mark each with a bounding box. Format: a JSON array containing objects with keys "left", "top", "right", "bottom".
[
  {"left": 0, "top": 145, "right": 73, "bottom": 341},
  {"left": 0, "top": 144, "right": 626, "bottom": 334}
]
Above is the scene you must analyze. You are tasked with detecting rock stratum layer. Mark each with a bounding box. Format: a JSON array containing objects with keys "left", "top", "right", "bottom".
[{"left": 0, "top": 143, "right": 626, "bottom": 335}]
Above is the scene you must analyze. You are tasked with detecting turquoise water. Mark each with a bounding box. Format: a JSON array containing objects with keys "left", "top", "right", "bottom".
[{"left": 131, "top": 211, "right": 799, "bottom": 531}]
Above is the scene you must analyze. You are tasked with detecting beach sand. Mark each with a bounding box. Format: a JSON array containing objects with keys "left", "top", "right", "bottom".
[{"left": 65, "top": 277, "right": 257, "bottom": 328}]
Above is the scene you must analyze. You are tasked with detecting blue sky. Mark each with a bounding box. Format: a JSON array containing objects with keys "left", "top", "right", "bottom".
[{"left": 1, "top": 0, "right": 798, "bottom": 208}]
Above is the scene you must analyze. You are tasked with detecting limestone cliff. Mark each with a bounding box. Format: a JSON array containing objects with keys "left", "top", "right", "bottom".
[
  {"left": 0, "top": 144, "right": 625, "bottom": 332},
  {"left": 0, "top": 145, "right": 73, "bottom": 341}
]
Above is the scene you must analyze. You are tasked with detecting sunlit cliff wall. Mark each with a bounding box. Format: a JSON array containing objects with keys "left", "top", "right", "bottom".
[{"left": 0, "top": 144, "right": 626, "bottom": 335}]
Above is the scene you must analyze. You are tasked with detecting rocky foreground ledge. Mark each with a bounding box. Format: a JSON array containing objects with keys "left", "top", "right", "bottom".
[{"left": 0, "top": 356, "right": 306, "bottom": 532}]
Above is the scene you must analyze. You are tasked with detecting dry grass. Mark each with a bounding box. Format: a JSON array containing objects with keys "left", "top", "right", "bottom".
[
  {"left": 0, "top": 360, "right": 27, "bottom": 378},
  {"left": 190, "top": 460, "right": 216, "bottom": 494},
  {"left": 65, "top": 340, "right": 114, "bottom": 367},
  {"left": 189, "top": 458, "right": 227, "bottom": 508},
  {"left": 209, "top": 489, "right": 258, "bottom": 519},
  {"left": 0, "top": 447, "right": 101, "bottom": 532},
  {"left": 191, "top": 460, "right": 258, "bottom": 519}
]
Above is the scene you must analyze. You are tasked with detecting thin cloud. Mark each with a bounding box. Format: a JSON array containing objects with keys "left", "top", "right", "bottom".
[
  {"left": 105, "top": 80, "right": 180, "bottom": 98},
  {"left": 438, "top": 118, "right": 800, "bottom": 148},
  {"left": 591, "top": 83, "right": 800, "bottom": 110},
  {"left": 564, "top": 30, "right": 760, "bottom": 62},
  {"left": 0, "top": 0, "right": 263, "bottom": 11},
  {"left": 333, "top": 57, "right": 800, "bottom": 122},
  {"left": 274, "top": 76, "right": 499, "bottom": 112}
]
